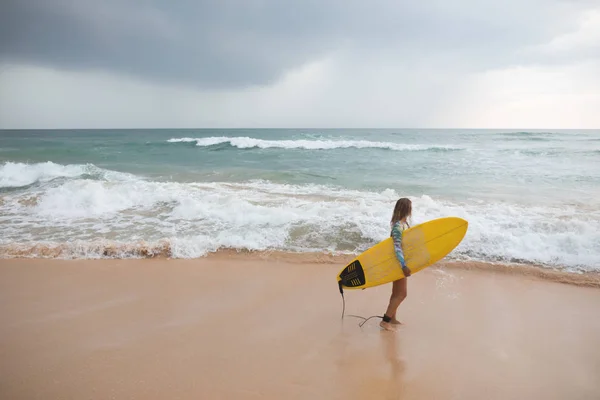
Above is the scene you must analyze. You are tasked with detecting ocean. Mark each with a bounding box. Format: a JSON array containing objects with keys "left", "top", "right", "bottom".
[{"left": 1, "top": 129, "right": 599, "bottom": 272}]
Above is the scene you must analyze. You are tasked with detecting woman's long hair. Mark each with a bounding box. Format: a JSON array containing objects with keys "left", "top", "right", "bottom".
[{"left": 391, "top": 198, "right": 412, "bottom": 227}]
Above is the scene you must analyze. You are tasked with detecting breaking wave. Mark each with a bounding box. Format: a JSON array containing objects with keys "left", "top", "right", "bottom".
[
  {"left": 1, "top": 162, "right": 598, "bottom": 271},
  {"left": 167, "top": 137, "right": 463, "bottom": 151}
]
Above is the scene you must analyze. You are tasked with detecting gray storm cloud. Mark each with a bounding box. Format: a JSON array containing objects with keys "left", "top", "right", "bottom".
[{"left": 1, "top": 0, "right": 594, "bottom": 88}]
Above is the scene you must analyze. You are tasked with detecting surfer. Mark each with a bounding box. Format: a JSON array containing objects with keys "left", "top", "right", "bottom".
[{"left": 381, "top": 198, "right": 412, "bottom": 331}]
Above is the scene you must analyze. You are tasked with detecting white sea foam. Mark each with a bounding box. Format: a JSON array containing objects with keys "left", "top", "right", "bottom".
[
  {"left": 167, "top": 136, "right": 462, "bottom": 151},
  {"left": 0, "top": 161, "right": 87, "bottom": 188},
  {"left": 0, "top": 161, "right": 135, "bottom": 188},
  {"left": 0, "top": 163, "right": 598, "bottom": 271}
]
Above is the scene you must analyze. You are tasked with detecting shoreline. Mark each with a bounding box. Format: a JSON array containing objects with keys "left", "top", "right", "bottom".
[
  {"left": 203, "top": 249, "right": 600, "bottom": 288},
  {"left": 3, "top": 248, "right": 598, "bottom": 288}
]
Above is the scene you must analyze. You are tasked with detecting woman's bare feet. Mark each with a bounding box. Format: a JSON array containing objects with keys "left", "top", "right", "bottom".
[
  {"left": 391, "top": 318, "right": 402, "bottom": 325},
  {"left": 380, "top": 320, "right": 396, "bottom": 331}
]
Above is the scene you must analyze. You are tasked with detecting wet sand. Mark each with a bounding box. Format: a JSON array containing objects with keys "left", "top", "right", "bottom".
[{"left": 1, "top": 257, "right": 600, "bottom": 399}]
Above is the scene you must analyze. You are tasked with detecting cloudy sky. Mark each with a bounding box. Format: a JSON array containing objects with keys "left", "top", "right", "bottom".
[{"left": 0, "top": 0, "right": 599, "bottom": 128}]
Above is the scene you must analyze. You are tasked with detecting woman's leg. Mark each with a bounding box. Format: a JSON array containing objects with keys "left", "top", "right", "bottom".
[{"left": 385, "top": 278, "right": 407, "bottom": 322}]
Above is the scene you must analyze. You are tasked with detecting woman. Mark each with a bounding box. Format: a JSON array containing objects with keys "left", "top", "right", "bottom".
[{"left": 380, "top": 197, "right": 412, "bottom": 331}]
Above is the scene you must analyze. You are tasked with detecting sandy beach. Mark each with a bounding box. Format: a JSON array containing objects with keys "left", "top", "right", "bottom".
[{"left": 1, "top": 255, "right": 600, "bottom": 400}]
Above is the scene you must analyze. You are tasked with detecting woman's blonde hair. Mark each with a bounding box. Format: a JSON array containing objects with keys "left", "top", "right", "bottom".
[{"left": 391, "top": 198, "right": 412, "bottom": 226}]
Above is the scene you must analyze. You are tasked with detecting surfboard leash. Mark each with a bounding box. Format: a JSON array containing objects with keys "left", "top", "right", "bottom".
[{"left": 338, "top": 282, "right": 384, "bottom": 327}]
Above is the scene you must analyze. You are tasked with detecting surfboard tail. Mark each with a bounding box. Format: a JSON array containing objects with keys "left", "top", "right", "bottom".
[{"left": 338, "top": 259, "right": 366, "bottom": 290}]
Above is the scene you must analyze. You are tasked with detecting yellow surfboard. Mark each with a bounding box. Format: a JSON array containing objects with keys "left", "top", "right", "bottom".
[{"left": 337, "top": 217, "right": 468, "bottom": 290}]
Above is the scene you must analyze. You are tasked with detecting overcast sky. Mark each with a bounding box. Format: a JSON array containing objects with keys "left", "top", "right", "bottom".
[{"left": 0, "top": 0, "right": 599, "bottom": 128}]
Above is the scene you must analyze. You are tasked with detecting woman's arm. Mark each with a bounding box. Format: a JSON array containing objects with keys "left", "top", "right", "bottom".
[{"left": 391, "top": 224, "right": 411, "bottom": 276}]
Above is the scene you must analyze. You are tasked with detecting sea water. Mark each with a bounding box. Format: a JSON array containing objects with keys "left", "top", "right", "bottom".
[{"left": 1, "top": 129, "right": 598, "bottom": 271}]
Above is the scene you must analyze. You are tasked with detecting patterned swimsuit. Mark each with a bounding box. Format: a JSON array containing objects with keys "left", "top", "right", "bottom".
[{"left": 390, "top": 221, "right": 409, "bottom": 268}]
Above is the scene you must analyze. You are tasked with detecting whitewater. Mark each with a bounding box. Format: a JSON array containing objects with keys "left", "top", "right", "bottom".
[
  {"left": 167, "top": 136, "right": 463, "bottom": 151},
  {"left": 1, "top": 129, "right": 599, "bottom": 271}
]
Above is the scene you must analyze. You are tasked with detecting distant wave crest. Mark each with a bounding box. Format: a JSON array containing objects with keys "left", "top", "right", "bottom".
[
  {"left": 499, "top": 131, "right": 556, "bottom": 136},
  {"left": 167, "top": 137, "right": 463, "bottom": 151}
]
